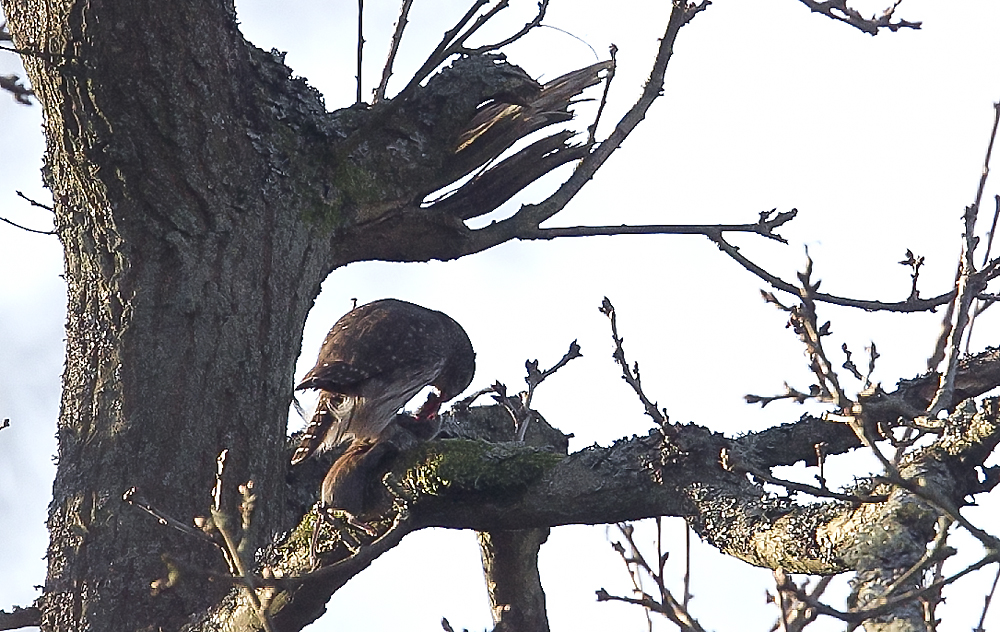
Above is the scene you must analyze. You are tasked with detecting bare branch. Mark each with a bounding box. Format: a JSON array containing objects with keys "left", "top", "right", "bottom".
[
  {"left": 355, "top": 0, "right": 364, "bottom": 104},
  {"left": 764, "top": 254, "right": 852, "bottom": 410},
  {"left": 789, "top": 552, "right": 1000, "bottom": 625},
  {"left": 373, "top": 0, "right": 413, "bottom": 103},
  {"left": 796, "top": 0, "right": 921, "bottom": 35},
  {"left": 599, "top": 522, "right": 708, "bottom": 632},
  {"left": 745, "top": 381, "right": 821, "bottom": 408},
  {"left": 899, "top": 249, "right": 925, "bottom": 302},
  {"left": 736, "top": 455, "right": 888, "bottom": 504},
  {"left": 966, "top": 194, "right": 1000, "bottom": 352},
  {"left": 771, "top": 570, "right": 832, "bottom": 632},
  {"left": 710, "top": 233, "right": 998, "bottom": 313},
  {"left": 0, "top": 606, "right": 41, "bottom": 631},
  {"left": 489, "top": 341, "right": 581, "bottom": 441},
  {"left": 525, "top": 340, "right": 582, "bottom": 393},
  {"left": 523, "top": 208, "right": 796, "bottom": 243},
  {"left": 15, "top": 190, "right": 54, "bottom": 212},
  {"left": 0, "top": 213, "right": 55, "bottom": 235},
  {"left": 1, "top": 191, "right": 56, "bottom": 234},
  {"left": 587, "top": 44, "right": 617, "bottom": 145},
  {"left": 394, "top": 1, "right": 493, "bottom": 102},
  {"left": 599, "top": 297, "right": 670, "bottom": 429},
  {"left": 841, "top": 343, "right": 864, "bottom": 382},
  {"left": 463, "top": 0, "right": 550, "bottom": 54},
  {"left": 122, "top": 487, "right": 221, "bottom": 547},
  {"left": 927, "top": 101, "right": 1000, "bottom": 415},
  {"left": 975, "top": 565, "right": 1000, "bottom": 632},
  {"left": 0, "top": 72, "right": 33, "bottom": 105},
  {"left": 465, "top": 1, "right": 707, "bottom": 249}
]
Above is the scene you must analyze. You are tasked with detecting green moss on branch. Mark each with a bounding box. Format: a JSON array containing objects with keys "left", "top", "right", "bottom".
[{"left": 393, "top": 439, "right": 563, "bottom": 502}]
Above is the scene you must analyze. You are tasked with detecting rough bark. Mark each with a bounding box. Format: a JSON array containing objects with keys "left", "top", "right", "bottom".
[
  {"left": 186, "top": 390, "right": 1000, "bottom": 632},
  {"left": 3, "top": 0, "right": 606, "bottom": 629},
  {"left": 3, "top": 0, "right": 997, "bottom": 630},
  {"left": 479, "top": 528, "right": 551, "bottom": 632}
]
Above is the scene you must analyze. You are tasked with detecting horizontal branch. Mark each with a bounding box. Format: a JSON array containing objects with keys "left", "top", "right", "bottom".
[
  {"left": 712, "top": 233, "right": 962, "bottom": 313},
  {"left": 738, "top": 346, "right": 1000, "bottom": 468},
  {"left": 198, "top": 374, "right": 1000, "bottom": 631},
  {"left": 0, "top": 606, "right": 41, "bottom": 631},
  {"left": 796, "top": 0, "right": 921, "bottom": 35},
  {"left": 519, "top": 210, "right": 794, "bottom": 243}
]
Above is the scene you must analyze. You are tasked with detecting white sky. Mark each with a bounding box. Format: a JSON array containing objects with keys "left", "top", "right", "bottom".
[{"left": 2, "top": 1, "right": 1000, "bottom": 630}]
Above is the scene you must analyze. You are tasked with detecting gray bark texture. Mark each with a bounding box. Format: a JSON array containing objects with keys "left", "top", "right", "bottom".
[{"left": 3, "top": 1, "right": 1000, "bottom": 631}]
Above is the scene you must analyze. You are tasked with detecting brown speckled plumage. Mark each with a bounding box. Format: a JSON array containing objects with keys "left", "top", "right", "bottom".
[{"left": 292, "top": 299, "right": 475, "bottom": 470}]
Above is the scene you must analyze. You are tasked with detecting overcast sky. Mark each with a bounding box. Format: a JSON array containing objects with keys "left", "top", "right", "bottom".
[{"left": 3, "top": 1, "right": 1000, "bottom": 630}]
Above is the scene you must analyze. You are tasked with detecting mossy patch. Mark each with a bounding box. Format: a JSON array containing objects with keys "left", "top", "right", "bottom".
[{"left": 393, "top": 439, "right": 563, "bottom": 502}]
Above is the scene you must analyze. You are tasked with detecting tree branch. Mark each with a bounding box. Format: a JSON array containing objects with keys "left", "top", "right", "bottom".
[
  {"left": 927, "top": 101, "right": 1000, "bottom": 414},
  {"left": 461, "top": 1, "right": 707, "bottom": 253},
  {"left": 373, "top": 0, "right": 413, "bottom": 103},
  {"left": 710, "top": 232, "right": 1000, "bottom": 313},
  {"left": 796, "top": 0, "right": 921, "bottom": 35},
  {"left": 0, "top": 606, "right": 41, "bottom": 631},
  {"left": 462, "top": 0, "right": 550, "bottom": 55}
]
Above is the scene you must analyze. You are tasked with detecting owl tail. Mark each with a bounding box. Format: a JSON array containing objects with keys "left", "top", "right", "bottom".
[{"left": 290, "top": 392, "right": 354, "bottom": 464}]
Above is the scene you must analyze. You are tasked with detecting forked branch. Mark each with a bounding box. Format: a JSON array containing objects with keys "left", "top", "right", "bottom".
[{"left": 796, "top": 0, "right": 921, "bottom": 35}]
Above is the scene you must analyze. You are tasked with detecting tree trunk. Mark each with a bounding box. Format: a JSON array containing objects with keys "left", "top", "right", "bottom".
[
  {"left": 4, "top": 0, "right": 605, "bottom": 628},
  {"left": 5, "top": 1, "right": 1000, "bottom": 630},
  {"left": 479, "top": 529, "right": 551, "bottom": 632},
  {"left": 7, "top": 1, "right": 329, "bottom": 628}
]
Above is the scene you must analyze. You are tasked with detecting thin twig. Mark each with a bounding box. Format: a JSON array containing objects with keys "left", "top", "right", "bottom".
[
  {"left": 15, "top": 190, "right": 54, "bottom": 212},
  {"left": 0, "top": 213, "right": 55, "bottom": 235},
  {"left": 336, "top": 0, "right": 494, "bottom": 158},
  {"left": 374, "top": 0, "right": 413, "bottom": 103},
  {"left": 471, "top": 1, "right": 708, "bottom": 248},
  {"left": 756, "top": 254, "right": 853, "bottom": 410},
  {"left": 587, "top": 44, "right": 617, "bottom": 146},
  {"left": 899, "top": 249, "right": 925, "bottom": 301},
  {"left": 599, "top": 297, "right": 670, "bottom": 430},
  {"left": 927, "top": 101, "right": 1000, "bottom": 415},
  {"left": 772, "top": 570, "right": 833, "bottom": 631},
  {"left": 975, "top": 565, "right": 1000, "bottom": 632},
  {"left": 269, "top": 509, "right": 414, "bottom": 586},
  {"left": 880, "top": 516, "right": 953, "bottom": 601},
  {"left": 211, "top": 450, "right": 276, "bottom": 632},
  {"left": 462, "top": 0, "right": 550, "bottom": 54},
  {"left": 489, "top": 340, "right": 582, "bottom": 441},
  {"left": 517, "top": 340, "right": 582, "bottom": 440},
  {"left": 122, "top": 487, "right": 220, "bottom": 545},
  {"left": 741, "top": 460, "right": 888, "bottom": 504},
  {"left": 790, "top": 552, "right": 999, "bottom": 625},
  {"left": 538, "top": 24, "right": 600, "bottom": 61},
  {"left": 394, "top": 0, "right": 491, "bottom": 102},
  {"left": 682, "top": 520, "right": 692, "bottom": 608},
  {"left": 711, "top": 233, "right": 993, "bottom": 313},
  {"left": 599, "top": 521, "right": 708, "bottom": 632},
  {"left": 967, "top": 193, "right": 1000, "bottom": 352},
  {"left": 0, "top": 43, "right": 72, "bottom": 63},
  {"left": 356, "top": 0, "right": 365, "bottom": 104}
]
